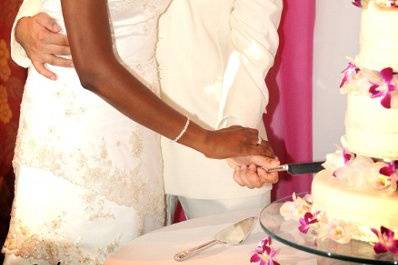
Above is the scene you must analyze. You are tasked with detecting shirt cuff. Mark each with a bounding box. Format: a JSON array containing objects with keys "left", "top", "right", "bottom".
[{"left": 10, "top": 18, "right": 32, "bottom": 68}]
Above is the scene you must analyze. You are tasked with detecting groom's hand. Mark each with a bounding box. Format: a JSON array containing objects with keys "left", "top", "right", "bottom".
[
  {"left": 229, "top": 155, "right": 280, "bottom": 189},
  {"left": 15, "top": 13, "right": 72, "bottom": 80}
]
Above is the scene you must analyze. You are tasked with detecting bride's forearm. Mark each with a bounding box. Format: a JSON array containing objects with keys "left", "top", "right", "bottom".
[
  {"left": 77, "top": 58, "right": 210, "bottom": 153},
  {"left": 61, "top": 0, "right": 211, "bottom": 154}
]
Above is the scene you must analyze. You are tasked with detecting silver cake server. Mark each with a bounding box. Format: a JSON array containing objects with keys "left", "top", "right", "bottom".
[
  {"left": 173, "top": 216, "right": 256, "bottom": 262},
  {"left": 266, "top": 161, "right": 325, "bottom": 175}
]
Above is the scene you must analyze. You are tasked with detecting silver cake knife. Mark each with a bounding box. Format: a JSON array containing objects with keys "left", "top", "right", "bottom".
[{"left": 266, "top": 161, "right": 325, "bottom": 175}]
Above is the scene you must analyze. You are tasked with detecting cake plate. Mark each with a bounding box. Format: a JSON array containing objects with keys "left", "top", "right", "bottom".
[{"left": 260, "top": 194, "right": 398, "bottom": 265}]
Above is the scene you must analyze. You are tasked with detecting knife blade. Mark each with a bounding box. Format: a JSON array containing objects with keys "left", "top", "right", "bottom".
[{"left": 266, "top": 161, "right": 325, "bottom": 175}]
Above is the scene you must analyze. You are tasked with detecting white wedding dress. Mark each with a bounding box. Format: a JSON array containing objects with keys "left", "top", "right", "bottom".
[{"left": 2, "top": 1, "right": 170, "bottom": 264}]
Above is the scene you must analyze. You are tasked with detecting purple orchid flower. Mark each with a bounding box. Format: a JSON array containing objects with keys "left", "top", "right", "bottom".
[
  {"left": 369, "top": 67, "right": 397, "bottom": 109},
  {"left": 371, "top": 226, "right": 398, "bottom": 254},
  {"left": 352, "top": 0, "right": 362, "bottom": 7},
  {"left": 250, "top": 236, "right": 280, "bottom": 265},
  {"left": 340, "top": 62, "right": 360, "bottom": 88},
  {"left": 299, "top": 212, "right": 319, "bottom": 234}
]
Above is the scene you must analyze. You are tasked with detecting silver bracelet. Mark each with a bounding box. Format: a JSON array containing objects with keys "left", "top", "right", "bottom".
[{"left": 173, "top": 117, "right": 190, "bottom": 142}]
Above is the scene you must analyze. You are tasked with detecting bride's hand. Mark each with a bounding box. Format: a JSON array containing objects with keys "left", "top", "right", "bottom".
[{"left": 200, "top": 126, "right": 274, "bottom": 159}]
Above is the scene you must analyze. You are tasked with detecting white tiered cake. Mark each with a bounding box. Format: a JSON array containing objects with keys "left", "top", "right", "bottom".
[{"left": 281, "top": 0, "right": 398, "bottom": 249}]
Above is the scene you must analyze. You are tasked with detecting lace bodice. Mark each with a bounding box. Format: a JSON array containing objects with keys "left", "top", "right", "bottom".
[{"left": 108, "top": 0, "right": 170, "bottom": 19}]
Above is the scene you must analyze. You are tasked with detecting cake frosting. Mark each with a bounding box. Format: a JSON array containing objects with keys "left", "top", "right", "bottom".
[
  {"left": 281, "top": 0, "right": 398, "bottom": 250},
  {"left": 356, "top": 1, "right": 398, "bottom": 71},
  {"left": 342, "top": 93, "right": 398, "bottom": 160}
]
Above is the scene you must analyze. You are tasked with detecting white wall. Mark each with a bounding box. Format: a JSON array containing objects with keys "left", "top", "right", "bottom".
[{"left": 312, "top": 0, "right": 361, "bottom": 160}]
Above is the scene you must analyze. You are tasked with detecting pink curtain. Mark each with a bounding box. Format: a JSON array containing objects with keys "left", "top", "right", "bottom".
[{"left": 266, "top": 0, "right": 315, "bottom": 200}]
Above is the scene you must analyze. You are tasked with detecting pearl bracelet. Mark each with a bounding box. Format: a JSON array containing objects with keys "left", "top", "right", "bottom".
[{"left": 173, "top": 117, "right": 190, "bottom": 142}]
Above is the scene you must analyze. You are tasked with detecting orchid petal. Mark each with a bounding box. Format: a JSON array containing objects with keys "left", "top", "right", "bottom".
[
  {"left": 255, "top": 245, "right": 263, "bottom": 253},
  {"left": 380, "top": 67, "right": 394, "bottom": 83},
  {"left": 388, "top": 240, "right": 398, "bottom": 254},
  {"left": 352, "top": 0, "right": 362, "bottom": 7},
  {"left": 374, "top": 242, "right": 388, "bottom": 254},
  {"left": 304, "top": 212, "right": 314, "bottom": 221},
  {"left": 343, "top": 148, "right": 355, "bottom": 164},
  {"left": 340, "top": 76, "right": 348, "bottom": 88},
  {"left": 371, "top": 228, "right": 380, "bottom": 237},
  {"left": 381, "top": 93, "right": 392, "bottom": 109},
  {"left": 381, "top": 226, "right": 395, "bottom": 239},
  {"left": 369, "top": 84, "right": 383, "bottom": 98},
  {"left": 380, "top": 164, "right": 395, "bottom": 176},
  {"left": 298, "top": 221, "right": 309, "bottom": 234},
  {"left": 298, "top": 212, "right": 318, "bottom": 234},
  {"left": 340, "top": 63, "right": 359, "bottom": 88},
  {"left": 264, "top": 246, "right": 272, "bottom": 255},
  {"left": 250, "top": 253, "right": 261, "bottom": 263},
  {"left": 344, "top": 153, "right": 352, "bottom": 163}
]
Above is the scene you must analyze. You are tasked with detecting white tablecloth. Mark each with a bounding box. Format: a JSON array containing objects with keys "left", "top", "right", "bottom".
[{"left": 104, "top": 208, "right": 353, "bottom": 265}]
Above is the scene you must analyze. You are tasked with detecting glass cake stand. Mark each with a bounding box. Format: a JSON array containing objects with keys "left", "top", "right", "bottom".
[{"left": 260, "top": 194, "right": 398, "bottom": 265}]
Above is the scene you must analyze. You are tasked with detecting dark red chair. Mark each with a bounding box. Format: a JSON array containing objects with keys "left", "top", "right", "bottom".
[{"left": 0, "top": 1, "right": 26, "bottom": 262}]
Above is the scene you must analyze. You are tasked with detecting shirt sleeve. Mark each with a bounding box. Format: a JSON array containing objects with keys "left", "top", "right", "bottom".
[
  {"left": 217, "top": 0, "right": 282, "bottom": 137},
  {"left": 10, "top": 0, "right": 42, "bottom": 68}
]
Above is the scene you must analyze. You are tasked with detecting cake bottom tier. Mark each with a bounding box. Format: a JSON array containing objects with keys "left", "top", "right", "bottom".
[{"left": 311, "top": 170, "right": 398, "bottom": 242}]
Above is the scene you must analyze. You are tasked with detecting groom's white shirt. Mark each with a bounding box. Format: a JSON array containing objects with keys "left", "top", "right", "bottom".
[
  {"left": 11, "top": 0, "right": 282, "bottom": 199},
  {"left": 157, "top": 0, "right": 282, "bottom": 199}
]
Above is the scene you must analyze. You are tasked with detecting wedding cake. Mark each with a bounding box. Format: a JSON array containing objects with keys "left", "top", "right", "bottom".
[{"left": 281, "top": 0, "right": 398, "bottom": 249}]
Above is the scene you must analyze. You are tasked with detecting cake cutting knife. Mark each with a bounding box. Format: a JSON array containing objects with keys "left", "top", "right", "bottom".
[{"left": 266, "top": 161, "right": 325, "bottom": 175}]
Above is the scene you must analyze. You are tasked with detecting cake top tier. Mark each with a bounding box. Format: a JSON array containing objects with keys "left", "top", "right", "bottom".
[{"left": 355, "top": 1, "right": 398, "bottom": 71}]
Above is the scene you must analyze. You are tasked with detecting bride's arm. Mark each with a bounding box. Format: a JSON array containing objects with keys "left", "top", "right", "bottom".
[{"left": 60, "top": 0, "right": 269, "bottom": 159}]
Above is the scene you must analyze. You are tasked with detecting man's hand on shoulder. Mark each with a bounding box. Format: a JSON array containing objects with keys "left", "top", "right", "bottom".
[{"left": 16, "top": 12, "right": 73, "bottom": 80}]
